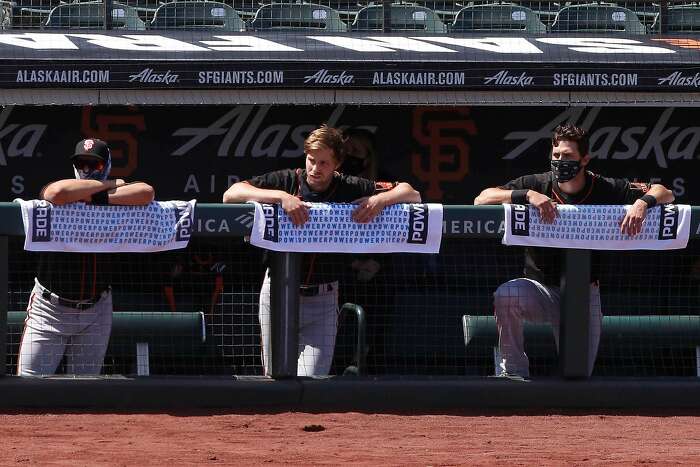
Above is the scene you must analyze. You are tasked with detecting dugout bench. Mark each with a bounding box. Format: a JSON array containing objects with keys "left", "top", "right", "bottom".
[
  {"left": 463, "top": 315, "right": 700, "bottom": 377},
  {"left": 6, "top": 311, "right": 210, "bottom": 376}
]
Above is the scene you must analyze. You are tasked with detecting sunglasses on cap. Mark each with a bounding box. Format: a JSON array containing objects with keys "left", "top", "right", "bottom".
[{"left": 73, "top": 158, "right": 105, "bottom": 172}]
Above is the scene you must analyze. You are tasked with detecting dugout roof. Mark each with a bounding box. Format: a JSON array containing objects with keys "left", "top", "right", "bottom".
[{"left": 0, "top": 32, "right": 700, "bottom": 91}]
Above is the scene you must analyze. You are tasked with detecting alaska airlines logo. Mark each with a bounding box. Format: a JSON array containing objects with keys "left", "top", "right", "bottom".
[
  {"left": 303, "top": 69, "right": 355, "bottom": 85},
  {"left": 128, "top": 68, "right": 179, "bottom": 84},
  {"left": 483, "top": 70, "right": 533, "bottom": 87}
]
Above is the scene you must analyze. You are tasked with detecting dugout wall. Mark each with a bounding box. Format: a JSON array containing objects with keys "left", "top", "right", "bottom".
[{"left": 2, "top": 19, "right": 700, "bottom": 408}]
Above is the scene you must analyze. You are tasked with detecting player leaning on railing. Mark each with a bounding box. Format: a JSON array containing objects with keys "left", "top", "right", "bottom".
[
  {"left": 17, "top": 138, "right": 154, "bottom": 377},
  {"left": 474, "top": 124, "right": 674, "bottom": 380},
  {"left": 223, "top": 124, "right": 420, "bottom": 377}
]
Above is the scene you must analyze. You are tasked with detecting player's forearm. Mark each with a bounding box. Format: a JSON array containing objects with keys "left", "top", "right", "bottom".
[
  {"left": 107, "top": 182, "right": 155, "bottom": 206},
  {"left": 42, "top": 179, "right": 115, "bottom": 205},
  {"left": 646, "top": 184, "right": 675, "bottom": 205},
  {"left": 222, "top": 182, "right": 288, "bottom": 205},
  {"left": 375, "top": 182, "right": 421, "bottom": 206},
  {"left": 474, "top": 188, "right": 514, "bottom": 205}
]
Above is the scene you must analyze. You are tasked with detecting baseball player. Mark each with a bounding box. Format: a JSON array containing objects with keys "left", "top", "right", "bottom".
[
  {"left": 17, "top": 138, "right": 155, "bottom": 376},
  {"left": 474, "top": 124, "right": 674, "bottom": 379},
  {"left": 223, "top": 124, "right": 420, "bottom": 376}
]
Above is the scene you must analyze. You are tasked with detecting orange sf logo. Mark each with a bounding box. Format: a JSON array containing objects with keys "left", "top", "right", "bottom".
[
  {"left": 411, "top": 107, "right": 476, "bottom": 200},
  {"left": 81, "top": 107, "right": 146, "bottom": 177}
]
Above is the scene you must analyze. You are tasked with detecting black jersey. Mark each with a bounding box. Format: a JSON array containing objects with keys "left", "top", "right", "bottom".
[
  {"left": 247, "top": 169, "right": 396, "bottom": 284},
  {"left": 502, "top": 171, "right": 649, "bottom": 286},
  {"left": 35, "top": 183, "right": 113, "bottom": 301}
]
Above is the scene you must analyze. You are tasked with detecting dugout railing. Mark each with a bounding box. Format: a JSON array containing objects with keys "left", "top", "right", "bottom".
[{"left": 1, "top": 202, "right": 700, "bottom": 380}]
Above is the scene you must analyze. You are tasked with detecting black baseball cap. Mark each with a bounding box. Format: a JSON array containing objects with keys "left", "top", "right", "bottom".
[{"left": 72, "top": 138, "right": 110, "bottom": 161}]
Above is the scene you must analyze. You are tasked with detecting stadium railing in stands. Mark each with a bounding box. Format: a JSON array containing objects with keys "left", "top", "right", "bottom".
[
  {"left": 2, "top": 202, "right": 700, "bottom": 379},
  {"left": 3, "top": 1, "right": 700, "bottom": 34}
]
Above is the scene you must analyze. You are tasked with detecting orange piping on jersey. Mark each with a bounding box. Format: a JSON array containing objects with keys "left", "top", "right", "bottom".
[
  {"left": 80, "top": 256, "right": 86, "bottom": 300},
  {"left": 552, "top": 174, "right": 596, "bottom": 205},
  {"left": 91, "top": 254, "right": 97, "bottom": 298}
]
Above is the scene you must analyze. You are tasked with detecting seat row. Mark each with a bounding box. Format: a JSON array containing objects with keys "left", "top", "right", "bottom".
[{"left": 12, "top": 1, "right": 700, "bottom": 33}]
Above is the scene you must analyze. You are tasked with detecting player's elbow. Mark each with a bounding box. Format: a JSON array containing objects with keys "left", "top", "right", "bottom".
[
  {"left": 474, "top": 190, "right": 489, "bottom": 205},
  {"left": 223, "top": 182, "right": 253, "bottom": 204},
  {"left": 142, "top": 184, "right": 156, "bottom": 203},
  {"left": 41, "top": 185, "right": 68, "bottom": 205}
]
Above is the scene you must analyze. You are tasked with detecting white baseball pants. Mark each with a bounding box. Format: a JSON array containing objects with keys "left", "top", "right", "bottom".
[
  {"left": 18, "top": 279, "right": 112, "bottom": 376},
  {"left": 493, "top": 278, "right": 602, "bottom": 378},
  {"left": 259, "top": 270, "right": 339, "bottom": 377}
]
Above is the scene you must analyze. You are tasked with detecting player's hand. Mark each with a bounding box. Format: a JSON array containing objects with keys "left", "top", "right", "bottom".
[
  {"left": 352, "top": 195, "right": 385, "bottom": 223},
  {"left": 528, "top": 190, "right": 558, "bottom": 224},
  {"left": 620, "top": 200, "right": 648, "bottom": 237},
  {"left": 281, "top": 194, "right": 309, "bottom": 226}
]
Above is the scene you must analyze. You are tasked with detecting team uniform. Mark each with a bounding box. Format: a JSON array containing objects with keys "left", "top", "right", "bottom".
[
  {"left": 18, "top": 138, "right": 115, "bottom": 376},
  {"left": 494, "top": 170, "right": 649, "bottom": 378},
  {"left": 247, "top": 168, "right": 395, "bottom": 376}
]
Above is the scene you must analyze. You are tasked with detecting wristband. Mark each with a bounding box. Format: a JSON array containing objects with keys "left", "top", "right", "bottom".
[
  {"left": 511, "top": 189, "right": 529, "bottom": 205},
  {"left": 91, "top": 190, "right": 109, "bottom": 205},
  {"left": 640, "top": 194, "right": 657, "bottom": 208}
]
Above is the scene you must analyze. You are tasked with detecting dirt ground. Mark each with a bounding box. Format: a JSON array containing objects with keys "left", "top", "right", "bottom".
[{"left": 1, "top": 411, "right": 699, "bottom": 466}]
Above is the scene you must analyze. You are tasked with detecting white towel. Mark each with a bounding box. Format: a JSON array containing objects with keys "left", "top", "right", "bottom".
[
  {"left": 15, "top": 199, "right": 196, "bottom": 253},
  {"left": 249, "top": 202, "right": 443, "bottom": 254},
  {"left": 503, "top": 204, "right": 690, "bottom": 250}
]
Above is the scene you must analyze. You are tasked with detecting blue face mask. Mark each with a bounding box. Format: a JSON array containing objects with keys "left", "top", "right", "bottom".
[
  {"left": 73, "top": 152, "right": 111, "bottom": 181},
  {"left": 551, "top": 159, "right": 581, "bottom": 183}
]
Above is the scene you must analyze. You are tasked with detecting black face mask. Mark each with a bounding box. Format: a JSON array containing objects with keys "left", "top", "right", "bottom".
[{"left": 551, "top": 159, "right": 581, "bottom": 183}]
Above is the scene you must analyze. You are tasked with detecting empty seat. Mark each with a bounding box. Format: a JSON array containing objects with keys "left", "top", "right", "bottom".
[
  {"left": 249, "top": 2, "right": 347, "bottom": 32},
  {"left": 44, "top": 1, "right": 146, "bottom": 30},
  {"left": 150, "top": 1, "right": 246, "bottom": 31},
  {"left": 450, "top": 4, "right": 546, "bottom": 33},
  {"left": 651, "top": 6, "right": 700, "bottom": 33},
  {"left": 352, "top": 4, "right": 447, "bottom": 33},
  {"left": 550, "top": 3, "right": 646, "bottom": 34},
  {"left": 1, "top": 0, "right": 11, "bottom": 29}
]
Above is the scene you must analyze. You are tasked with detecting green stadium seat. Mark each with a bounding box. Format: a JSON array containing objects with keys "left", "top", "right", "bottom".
[
  {"left": 651, "top": 6, "right": 700, "bottom": 33},
  {"left": 351, "top": 4, "right": 448, "bottom": 33},
  {"left": 550, "top": 3, "right": 646, "bottom": 34},
  {"left": 248, "top": 2, "right": 348, "bottom": 32},
  {"left": 450, "top": 4, "right": 547, "bottom": 33},
  {"left": 150, "top": 1, "right": 246, "bottom": 31},
  {"left": 1, "top": 1, "right": 11, "bottom": 29},
  {"left": 44, "top": 1, "right": 146, "bottom": 30}
]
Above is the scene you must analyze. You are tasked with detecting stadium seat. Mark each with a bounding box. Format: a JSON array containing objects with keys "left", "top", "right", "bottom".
[
  {"left": 450, "top": 4, "right": 547, "bottom": 33},
  {"left": 248, "top": 2, "right": 348, "bottom": 32},
  {"left": 550, "top": 3, "right": 646, "bottom": 34},
  {"left": 351, "top": 4, "right": 448, "bottom": 33},
  {"left": 0, "top": 0, "right": 11, "bottom": 29},
  {"left": 150, "top": 1, "right": 246, "bottom": 31},
  {"left": 650, "top": 5, "right": 700, "bottom": 33},
  {"left": 44, "top": 1, "right": 146, "bottom": 30}
]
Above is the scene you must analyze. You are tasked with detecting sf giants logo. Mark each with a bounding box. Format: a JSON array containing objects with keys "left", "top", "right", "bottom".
[
  {"left": 407, "top": 204, "right": 429, "bottom": 244},
  {"left": 81, "top": 107, "right": 145, "bottom": 177},
  {"left": 32, "top": 200, "right": 51, "bottom": 242},
  {"left": 411, "top": 108, "right": 476, "bottom": 200},
  {"left": 263, "top": 204, "right": 278, "bottom": 242},
  {"left": 175, "top": 203, "right": 193, "bottom": 241},
  {"left": 511, "top": 204, "right": 529, "bottom": 236},
  {"left": 658, "top": 204, "right": 678, "bottom": 240}
]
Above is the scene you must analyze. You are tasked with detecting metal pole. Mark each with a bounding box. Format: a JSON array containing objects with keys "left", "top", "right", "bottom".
[
  {"left": 559, "top": 248, "right": 591, "bottom": 379},
  {"left": 659, "top": 0, "right": 669, "bottom": 35},
  {"left": 104, "top": 0, "right": 113, "bottom": 30},
  {"left": 382, "top": 0, "right": 392, "bottom": 33},
  {"left": 0, "top": 237, "right": 7, "bottom": 377},
  {"left": 269, "top": 252, "right": 301, "bottom": 378}
]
